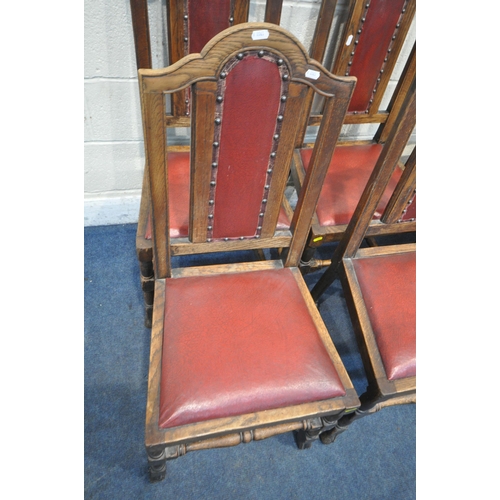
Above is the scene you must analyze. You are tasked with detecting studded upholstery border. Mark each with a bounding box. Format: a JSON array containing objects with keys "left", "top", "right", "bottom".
[
  {"left": 399, "top": 191, "right": 416, "bottom": 222},
  {"left": 206, "top": 51, "right": 290, "bottom": 242},
  {"left": 344, "top": 0, "right": 409, "bottom": 113},
  {"left": 182, "top": 0, "right": 234, "bottom": 116}
]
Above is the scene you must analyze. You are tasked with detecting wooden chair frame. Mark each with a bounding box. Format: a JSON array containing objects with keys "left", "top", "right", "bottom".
[
  {"left": 291, "top": 0, "right": 416, "bottom": 270},
  {"left": 139, "top": 22, "right": 360, "bottom": 482},
  {"left": 131, "top": 0, "right": 353, "bottom": 325},
  {"left": 131, "top": 0, "right": 416, "bottom": 322},
  {"left": 299, "top": 0, "right": 416, "bottom": 135},
  {"left": 130, "top": 0, "right": 291, "bottom": 125},
  {"left": 131, "top": 0, "right": 291, "bottom": 326},
  {"left": 310, "top": 76, "right": 416, "bottom": 445}
]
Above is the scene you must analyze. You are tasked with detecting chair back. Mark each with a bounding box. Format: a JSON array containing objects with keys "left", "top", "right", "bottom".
[
  {"left": 139, "top": 23, "right": 357, "bottom": 278},
  {"left": 131, "top": 0, "right": 294, "bottom": 125},
  {"left": 336, "top": 0, "right": 415, "bottom": 116},
  {"left": 299, "top": 0, "right": 416, "bottom": 144},
  {"left": 310, "top": 74, "right": 416, "bottom": 301},
  {"left": 343, "top": 78, "right": 416, "bottom": 259}
]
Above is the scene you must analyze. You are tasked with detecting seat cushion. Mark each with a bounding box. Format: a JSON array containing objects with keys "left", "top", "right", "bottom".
[
  {"left": 300, "top": 144, "right": 402, "bottom": 227},
  {"left": 352, "top": 252, "right": 416, "bottom": 381},
  {"left": 159, "top": 267, "right": 346, "bottom": 429},
  {"left": 145, "top": 152, "right": 290, "bottom": 240}
]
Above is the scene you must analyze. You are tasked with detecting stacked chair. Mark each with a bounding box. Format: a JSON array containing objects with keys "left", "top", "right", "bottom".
[
  {"left": 139, "top": 23, "right": 360, "bottom": 482},
  {"left": 131, "top": 0, "right": 416, "bottom": 325},
  {"left": 131, "top": 0, "right": 292, "bottom": 327},
  {"left": 291, "top": 0, "right": 416, "bottom": 270},
  {"left": 311, "top": 77, "right": 416, "bottom": 444},
  {"left": 128, "top": 0, "right": 416, "bottom": 484}
]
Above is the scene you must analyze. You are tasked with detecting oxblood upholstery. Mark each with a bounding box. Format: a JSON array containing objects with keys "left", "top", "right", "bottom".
[
  {"left": 213, "top": 56, "right": 281, "bottom": 239},
  {"left": 187, "top": 0, "right": 232, "bottom": 54},
  {"left": 144, "top": 152, "right": 290, "bottom": 240},
  {"left": 347, "top": 0, "right": 407, "bottom": 112},
  {"left": 401, "top": 195, "right": 416, "bottom": 221},
  {"left": 301, "top": 144, "right": 402, "bottom": 227},
  {"left": 159, "top": 268, "right": 346, "bottom": 429},
  {"left": 351, "top": 251, "right": 416, "bottom": 381}
]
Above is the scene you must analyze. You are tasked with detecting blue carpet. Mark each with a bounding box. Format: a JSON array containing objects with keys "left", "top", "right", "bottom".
[{"left": 84, "top": 224, "right": 415, "bottom": 499}]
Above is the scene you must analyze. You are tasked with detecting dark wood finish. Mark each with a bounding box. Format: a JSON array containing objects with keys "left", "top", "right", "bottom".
[
  {"left": 309, "top": 0, "right": 338, "bottom": 62},
  {"left": 233, "top": 0, "right": 251, "bottom": 25},
  {"left": 375, "top": 42, "right": 416, "bottom": 144},
  {"left": 308, "top": 78, "right": 416, "bottom": 446},
  {"left": 130, "top": 0, "right": 152, "bottom": 70},
  {"left": 166, "top": 0, "right": 186, "bottom": 117},
  {"left": 139, "top": 23, "right": 359, "bottom": 482},
  {"left": 264, "top": 0, "right": 284, "bottom": 24}
]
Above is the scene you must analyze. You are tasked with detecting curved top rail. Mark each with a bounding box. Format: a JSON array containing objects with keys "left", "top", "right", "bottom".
[{"left": 139, "top": 23, "right": 356, "bottom": 98}]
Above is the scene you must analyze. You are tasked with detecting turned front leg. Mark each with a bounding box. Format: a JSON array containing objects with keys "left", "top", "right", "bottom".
[
  {"left": 147, "top": 446, "right": 167, "bottom": 482},
  {"left": 294, "top": 418, "right": 323, "bottom": 449}
]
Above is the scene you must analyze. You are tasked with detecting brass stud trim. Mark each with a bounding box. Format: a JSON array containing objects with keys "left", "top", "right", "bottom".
[{"left": 206, "top": 50, "right": 290, "bottom": 241}]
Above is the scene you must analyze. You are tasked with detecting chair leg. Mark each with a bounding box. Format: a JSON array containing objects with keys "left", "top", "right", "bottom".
[
  {"left": 364, "top": 236, "right": 379, "bottom": 247},
  {"left": 299, "top": 245, "right": 318, "bottom": 275},
  {"left": 319, "top": 390, "right": 386, "bottom": 445},
  {"left": 139, "top": 258, "right": 153, "bottom": 279},
  {"left": 253, "top": 249, "right": 266, "bottom": 261},
  {"left": 319, "top": 412, "right": 354, "bottom": 445},
  {"left": 139, "top": 260, "right": 154, "bottom": 328},
  {"left": 147, "top": 447, "right": 167, "bottom": 482},
  {"left": 143, "top": 290, "right": 154, "bottom": 328},
  {"left": 294, "top": 417, "right": 323, "bottom": 449},
  {"left": 320, "top": 389, "right": 416, "bottom": 445}
]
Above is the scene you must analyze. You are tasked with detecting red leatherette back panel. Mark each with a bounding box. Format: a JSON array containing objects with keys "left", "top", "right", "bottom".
[
  {"left": 188, "top": 0, "right": 232, "bottom": 54},
  {"left": 348, "top": 0, "right": 407, "bottom": 112},
  {"left": 212, "top": 56, "right": 281, "bottom": 239},
  {"left": 144, "top": 152, "right": 290, "bottom": 241}
]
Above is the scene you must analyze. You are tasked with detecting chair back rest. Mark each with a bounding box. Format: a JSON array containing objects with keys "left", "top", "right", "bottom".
[
  {"left": 131, "top": 1, "right": 290, "bottom": 125},
  {"left": 309, "top": 73, "right": 415, "bottom": 302},
  {"left": 167, "top": 0, "right": 252, "bottom": 119},
  {"left": 190, "top": 51, "right": 293, "bottom": 243},
  {"left": 139, "top": 23, "right": 356, "bottom": 278},
  {"left": 299, "top": 0, "right": 415, "bottom": 144},
  {"left": 342, "top": 75, "right": 416, "bottom": 259},
  {"left": 335, "top": 0, "right": 415, "bottom": 117}
]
